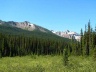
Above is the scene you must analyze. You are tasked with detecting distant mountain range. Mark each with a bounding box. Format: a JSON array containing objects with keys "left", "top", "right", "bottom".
[{"left": 51, "top": 30, "right": 81, "bottom": 41}]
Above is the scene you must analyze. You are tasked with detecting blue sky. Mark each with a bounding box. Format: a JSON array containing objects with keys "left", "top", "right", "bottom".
[{"left": 0, "top": 0, "right": 96, "bottom": 33}]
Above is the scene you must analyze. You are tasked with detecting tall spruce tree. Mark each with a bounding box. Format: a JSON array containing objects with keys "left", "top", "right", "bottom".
[
  {"left": 80, "top": 29, "right": 83, "bottom": 55},
  {"left": 85, "top": 20, "right": 91, "bottom": 56},
  {"left": 63, "top": 48, "right": 68, "bottom": 66},
  {"left": 93, "top": 45, "right": 96, "bottom": 60}
]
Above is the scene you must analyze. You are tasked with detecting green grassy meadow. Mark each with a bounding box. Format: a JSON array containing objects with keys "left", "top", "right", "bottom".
[{"left": 0, "top": 55, "right": 96, "bottom": 72}]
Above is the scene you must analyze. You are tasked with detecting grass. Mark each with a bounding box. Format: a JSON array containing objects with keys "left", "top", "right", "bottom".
[{"left": 0, "top": 55, "right": 96, "bottom": 72}]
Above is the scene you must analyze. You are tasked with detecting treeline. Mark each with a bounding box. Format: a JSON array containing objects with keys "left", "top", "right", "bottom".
[
  {"left": 80, "top": 20, "right": 96, "bottom": 57},
  {"left": 0, "top": 32, "right": 72, "bottom": 57},
  {"left": 62, "top": 20, "right": 96, "bottom": 57},
  {"left": 2, "top": 20, "right": 96, "bottom": 58}
]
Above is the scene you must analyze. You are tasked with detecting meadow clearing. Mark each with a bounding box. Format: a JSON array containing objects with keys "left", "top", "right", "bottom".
[{"left": 0, "top": 55, "right": 96, "bottom": 72}]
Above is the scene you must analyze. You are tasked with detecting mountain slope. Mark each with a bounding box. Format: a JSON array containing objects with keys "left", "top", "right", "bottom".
[
  {"left": 0, "top": 20, "right": 51, "bottom": 33},
  {"left": 0, "top": 20, "right": 71, "bottom": 43},
  {"left": 0, "top": 20, "right": 76, "bottom": 57}
]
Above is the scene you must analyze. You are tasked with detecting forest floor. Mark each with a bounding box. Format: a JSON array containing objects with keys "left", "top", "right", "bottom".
[{"left": 0, "top": 55, "right": 96, "bottom": 72}]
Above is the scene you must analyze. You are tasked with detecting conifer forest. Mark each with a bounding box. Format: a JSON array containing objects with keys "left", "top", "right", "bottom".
[{"left": 0, "top": 20, "right": 96, "bottom": 72}]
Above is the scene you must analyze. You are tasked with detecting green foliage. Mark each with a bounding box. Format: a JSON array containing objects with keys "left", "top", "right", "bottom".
[
  {"left": 80, "top": 29, "right": 83, "bottom": 55},
  {"left": 63, "top": 48, "right": 68, "bottom": 66},
  {"left": 1, "top": 20, "right": 96, "bottom": 58},
  {"left": 0, "top": 52, "right": 1, "bottom": 58},
  {"left": 0, "top": 56, "right": 96, "bottom": 72},
  {"left": 93, "top": 46, "right": 96, "bottom": 61},
  {"left": 0, "top": 25, "right": 72, "bottom": 57},
  {"left": 80, "top": 20, "right": 96, "bottom": 57}
]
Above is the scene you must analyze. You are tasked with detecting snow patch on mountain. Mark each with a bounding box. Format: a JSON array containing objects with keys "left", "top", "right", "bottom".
[{"left": 51, "top": 30, "right": 81, "bottom": 41}]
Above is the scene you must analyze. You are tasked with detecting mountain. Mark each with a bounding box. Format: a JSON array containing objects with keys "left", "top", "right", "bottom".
[
  {"left": 51, "top": 30, "right": 81, "bottom": 41},
  {"left": 0, "top": 20, "right": 51, "bottom": 33},
  {"left": 0, "top": 20, "right": 71, "bottom": 42},
  {"left": 0, "top": 20, "right": 80, "bottom": 41}
]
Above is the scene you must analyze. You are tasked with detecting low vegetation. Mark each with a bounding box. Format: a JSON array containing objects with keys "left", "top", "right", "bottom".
[{"left": 0, "top": 55, "right": 96, "bottom": 72}]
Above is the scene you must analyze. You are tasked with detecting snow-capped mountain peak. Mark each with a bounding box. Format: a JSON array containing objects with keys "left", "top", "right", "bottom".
[{"left": 51, "top": 30, "right": 81, "bottom": 41}]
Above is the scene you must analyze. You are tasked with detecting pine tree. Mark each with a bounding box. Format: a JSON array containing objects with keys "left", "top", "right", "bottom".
[
  {"left": 0, "top": 34, "right": 2, "bottom": 58},
  {"left": 63, "top": 48, "right": 68, "bottom": 66},
  {"left": 1, "top": 38, "right": 4, "bottom": 57},
  {"left": 86, "top": 20, "right": 91, "bottom": 55},
  {"left": 93, "top": 45, "right": 96, "bottom": 61},
  {"left": 80, "top": 29, "right": 83, "bottom": 55}
]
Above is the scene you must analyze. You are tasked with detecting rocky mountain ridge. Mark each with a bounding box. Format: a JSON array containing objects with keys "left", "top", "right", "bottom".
[
  {"left": 0, "top": 20, "right": 50, "bottom": 33},
  {"left": 51, "top": 30, "right": 81, "bottom": 41}
]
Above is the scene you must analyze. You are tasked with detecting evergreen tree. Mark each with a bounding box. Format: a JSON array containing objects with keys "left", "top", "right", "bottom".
[
  {"left": 63, "top": 48, "right": 68, "bottom": 66},
  {"left": 93, "top": 46, "right": 96, "bottom": 61},
  {"left": 84, "top": 20, "right": 91, "bottom": 56},
  {"left": 80, "top": 29, "right": 83, "bottom": 55},
  {"left": 1, "top": 38, "right": 4, "bottom": 57}
]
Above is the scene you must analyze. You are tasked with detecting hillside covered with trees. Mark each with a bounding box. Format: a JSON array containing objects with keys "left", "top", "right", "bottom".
[
  {"left": 0, "top": 20, "right": 96, "bottom": 59},
  {"left": 0, "top": 24, "right": 72, "bottom": 57}
]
